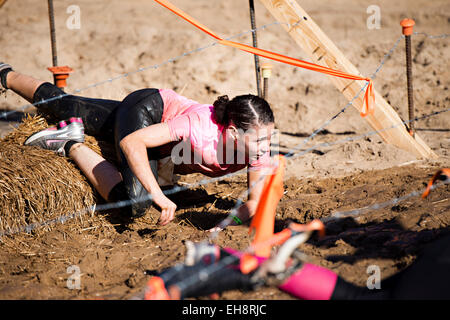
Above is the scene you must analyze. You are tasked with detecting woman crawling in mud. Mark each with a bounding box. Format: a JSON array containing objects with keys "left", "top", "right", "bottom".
[{"left": 0, "top": 62, "right": 275, "bottom": 229}]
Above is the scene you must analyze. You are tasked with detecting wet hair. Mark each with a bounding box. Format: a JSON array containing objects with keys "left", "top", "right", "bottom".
[{"left": 212, "top": 94, "right": 274, "bottom": 130}]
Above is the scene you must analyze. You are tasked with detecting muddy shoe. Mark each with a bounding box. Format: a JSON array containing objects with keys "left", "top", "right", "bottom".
[
  {"left": 25, "top": 117, "right": 85, "bottom": 156},
  {"left": 0, "top": 62, "right": 13, "bottom": 91},
  {"left": 0, "top": 62, "right": 13, "bottom": 96}
]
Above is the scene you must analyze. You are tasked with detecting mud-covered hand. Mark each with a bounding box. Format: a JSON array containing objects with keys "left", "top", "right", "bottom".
[{"left": 152, "top": 191, "right": 177, "bottom": 225}]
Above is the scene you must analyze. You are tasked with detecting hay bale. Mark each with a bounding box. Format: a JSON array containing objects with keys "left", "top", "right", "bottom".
[{"left": 0, "top": 115, "right": 116, "bottom": 236}]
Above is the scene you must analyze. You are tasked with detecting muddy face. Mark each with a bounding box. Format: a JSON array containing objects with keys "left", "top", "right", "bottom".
[{"left": 236, "top": 122, "right": 274, "bottom": 163}]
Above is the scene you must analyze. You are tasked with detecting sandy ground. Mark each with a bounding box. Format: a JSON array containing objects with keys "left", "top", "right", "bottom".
[{"left": 0, "top": 0, "right": 449, "bottom": 300}]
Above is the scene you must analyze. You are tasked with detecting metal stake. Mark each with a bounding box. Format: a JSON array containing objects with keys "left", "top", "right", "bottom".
[
  {"left": 47, "top": 0, "right": 73, "bottom": 89},
  {"left": 47, "top": 0, "right": 58, "bottom": 68},
  {"left": 249, "top": 0, "right": 262, "bottom": 97},
  {"left": 401, "top": 18, "right": 415, "bottom": 137}
]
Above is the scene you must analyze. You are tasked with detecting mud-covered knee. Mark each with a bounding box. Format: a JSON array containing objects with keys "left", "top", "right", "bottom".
[
  {"left": 32, "top": 82, "right": 65, "bottom": 118},
  {"left": 107, "top": 181, "right": 128, "bottom": 203},
  {"left": 108, "top": 180, "right": 153, "bottom": 219}
]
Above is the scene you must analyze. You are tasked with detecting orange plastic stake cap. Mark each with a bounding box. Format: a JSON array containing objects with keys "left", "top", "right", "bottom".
[
  {"left": 400, "top": 19, "right": 415, "bottom": 36},
  {"left": 47, "top": 66, "right": 74, "bottom": 88}
]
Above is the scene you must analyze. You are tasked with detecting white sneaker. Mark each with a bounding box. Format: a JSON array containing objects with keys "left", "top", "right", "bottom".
[{"left": 25, "top": 117, "right": 85, "bottom": 156}]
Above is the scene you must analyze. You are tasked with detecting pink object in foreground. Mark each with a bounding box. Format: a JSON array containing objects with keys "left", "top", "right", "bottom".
[
  {"left": 279, "top": 263, "right": 338, "bottom": 300},
  {"left": 223, "top": 247, "right": 337, "bottom": 300}
]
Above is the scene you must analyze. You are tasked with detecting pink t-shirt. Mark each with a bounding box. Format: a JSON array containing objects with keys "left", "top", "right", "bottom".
[{"left": 159, "top": 89, "right": 270, "bottom": 177}]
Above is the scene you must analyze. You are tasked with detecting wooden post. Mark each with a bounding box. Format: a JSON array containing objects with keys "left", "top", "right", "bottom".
[
  {"left": 261, "top": 63, "right": 273, "bottom": 101},
  {"left": 259, "top": 0, "right": 437, "bottom": 159}
]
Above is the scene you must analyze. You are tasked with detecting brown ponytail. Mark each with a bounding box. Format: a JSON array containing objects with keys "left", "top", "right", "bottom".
[
  {"left": 212, "top": 95, "right": 230, "bottom": 125},
  {"left": 212, "top": 94, "right": 274, "bottom": 130}
]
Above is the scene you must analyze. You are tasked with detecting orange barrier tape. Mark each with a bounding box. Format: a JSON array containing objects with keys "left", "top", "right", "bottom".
[
  {"left": 240, "top": 229, "right": 292, "bottom": 274},
  {"left": 422, "top": 168, "right": 450, "bottom": 198},
  {"left": 154, "top": 0, "right": 375, "bottom": 117},
  {"left": 240, "top": 220, "right": 325, "bottom": 274},
  {"left": 249, "top": 219, "right": 325, "bottom": 255},
  {"left": 288, "top": 219, "right": 326, "bottom": 237},
  {"left": 250, "top": 155, "right": 286, "bottom": 258},
  {"left": 154, "top": 0, "right": 221, "bottom": 40},
  {"left": 240, "top": 254, "right": 261, "bottom": 275}
]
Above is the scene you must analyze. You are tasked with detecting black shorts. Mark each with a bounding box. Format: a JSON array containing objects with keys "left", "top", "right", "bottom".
[{"left": 33, "top": 82, "right": 166, "bottom": 218}]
